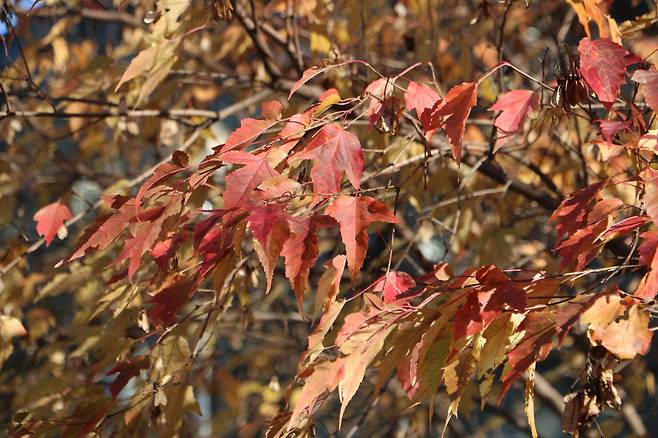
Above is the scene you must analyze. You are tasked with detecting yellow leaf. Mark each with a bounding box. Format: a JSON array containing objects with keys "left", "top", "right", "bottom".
[
  {"left": 115, "top": 46, "right": 158, "bottom": 92},
  {"left": 525, "top": 363, "right": 538, "bottom": 438},
  {"left": 310, "top": 32, "right": 332, "bottom": 54}
]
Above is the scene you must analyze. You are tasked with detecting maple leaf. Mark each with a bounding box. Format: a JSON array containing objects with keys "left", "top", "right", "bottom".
[
  {"left": 288, "top": 360, "right": 344, "bottom": 428},
  {"left": 364, "top": 78, "right": 392, "bottom": 125},
  {"left": 566, "top": 0, "right": 621, "bottom": 43},
  {"left": 293, "top": 123, "right": 364, "bottom": 199},
  {"left": 326, "top": 196, "right": 398, "bottom": 280},
  {"left": 632, "top": 68, "right": 658, "bottom": 112},
  {"left": 453, "top": 268, "right": 527, "bottom": 342},
  {"left": 488, "top": 89, "right": 538, "bottom": 138},
  {"left": 116, "top": 193, "right": 183, "bottom": 281},
  {"left": 313, "top": 255, "right": 346, "bottom": 316},
  {"left": 106, "top": 356, "right": 150, "bottom": 399},
  {"left": 599, "top": 215, "right": 649, "bottom": 241},
  {"left": 600, "top": 305, "right": 652, "bottom": 360},
  {"left": 148, "top": 277, "right": 195, "bottom": 328},
  {"left": 150, "top": 237, "right": 181, "bottom": 273},
  {"left": 248, "top": 204, "right": 291, "bottom": 293},
  {"left": 221, "top": 151, "right": 280, "bottom": 209},
  {"left": 582, "top": 291, "right": 626, "bottom": 334},
  {"left": 314, "top": 88, "right": 341, "bottom": 116},
  {"left": 500, "top": 311, "right": 555, "bottom": 399},
  {"left": 635, "top": 231, "right": 658, "bottom": 299},
  {"left": 194, "top": 211, "right": 236, "bottom": 279},
  {"left": 33, "top": 201, "right": 72, "bottom": 246},
  {"left": 477, "top": 314, "right": 520, "bottom": 402},
  {"left": 288, "top": 66, "right": 326, "bottom": 100},
  {"left": 597, "top": 119, "right": 631, "bottom": 146},
  {"left": 578, "top": 38, "right": 640, "bottom": 108},
  {"left": 302, "top": 299, "right": 346, "bottom": 365},
  {"left": 135, "top": 151, "right": 188, "bottom": 213},
  {"left": 373, "top": 271, "right": 416, "bottom": 303},
  {"left": 453, "top": 292, "right": 484, "bottom": 340},
  {"left": 288, "top": 60, "right": 363, "bottom": 99},
  {"left": 221, "top": 118, "right": 276, "bottom": 152},
  {"left": 589, "top": 197, "right": 624, "bottom": 224},
  {"left": 404, "top": 80, "right": 440, "bottom": 117},
  {"left": 642, "top": 168, "right": 658, "bottom": 227},
  {"left": 277, "top": 110, "right": 313, "bottom": 154},
  {"left": 261, "top": 99, "right": 282, "bottom": 120},
  {"left": 58, "top": 196, "right": 140, "bottom": 267},
  {"left": 257, "top": 175, "right": 301, "bottom": 200},
  {"left": 550, "top": 181, "right": 606, "bottom": 244},
  {"left": 114, "top": 45, "right": 158, "bottom": 92},
  {"left": 475, "top": 266, "right": 527, "bottom": 312},
  {"left": 281, "top": 215, "right": 330, "bottom": 306},
  {"left": 421, "top": 82, "right": 477, "bottom": 163},
  {"left": 556, "top": 220, "right": 608, "bottom": 272},
  {"left": 338, "top": 320, "right": 394, "bottom": 427}
]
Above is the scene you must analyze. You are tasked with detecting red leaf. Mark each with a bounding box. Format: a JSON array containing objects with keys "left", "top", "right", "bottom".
[
  {"left": 261, "top": 100, "right": 282, "bottom": 120},
  {"left": 150, "top": 237, "right": 181, "bottom": 273},
  {"left": 453, "top": 267, "right": 527, "bottom": 341},
  {"left": 404, "top": 81, "right": 440, "bottom": 117},
  {"left": 373, "top": 271, "right": 416, "bottom": 303},
  {"left": 642, "top": 168, "right": 658, "bottom": 226},
  {"left": 421, "top": 82, "right": 477, "bottom": 163},
  {"left": 365, "top": 78, "right": 392, "bottom": 123},
  {"left": 194, "top": 212, "right": 235, "bottom": 279},
  {"left": 500, "top": 311, "right": 556, "bottom": 399},
  {"left": 488, "top": 89, "right": 538, "bottom": 136},
  {"left": 248, "top": 204, "right": 291, "bottom": 293},
  {"left": 135, "top": 154, "right": 188, "bottom": 213},
  {"left": 635, "top": 231, "right": 658, "bottom": 299},
  {"left": 599, "top": 215, "right": 649, "bottom": 240},
  {"left": 288, "top": 60, "right": 363, "bottom": 99},
  {"left": 294, "top": 123, "right": 364, "bottom": 200},
  {"left": 116, "top": 194, "right": 183, "bottom": 281},
  {"left": 221, "top": 118, "right": 275, "bottom": 152},
  {"left": 453, "top": 292, "right": 483, "bottom": 340},
  {"left": 578, "top": 38, "right": 640, "bottom": 108},
  {"left": 277, "top": 110, "right": 313, "bottom": 154},
  {"left": 221, "top": 151, "right": 280, "bottom": 209},
  {"left": 107, "top": 355, "right": 150, "bottom": 399},
  {"left": 556, "top": 220, "right": 607, "bottom": 272},
  {"left": 58, "top": 199, "right": 137, "bottom": 266},
  {"left": 325, "top": 196, "right": 398, "bottom": 280},
  {"left": 631, "top": 68, "right": 658, "bottom": 112},
  {"left": 288, "top": 66, "right": 325, "bottom": 100},
  {"left": 281, "top": 215, "right": 327, "bottom": 305},
  {"left": 33, "top": 202, "right": 72, "bottom": 246},
  {"left": 550, "top": 180, "right": 606, "bottom": 244},
  {"left": 589, "top": 197, "right": 624, "bottom": 224},
  {"left": 476, "top": 266, "right": 528, "bottom": 311},
  {"left": 148, "top": 277, "right": 195, "bottom": 328},
  {"left": 597, "top": 119, "right": 631, "bottom": 146}
]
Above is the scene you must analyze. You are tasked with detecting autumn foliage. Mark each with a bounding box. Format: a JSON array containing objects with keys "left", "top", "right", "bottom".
[{"left": 2, "top": 0, "right": 658, "bottom": 436}]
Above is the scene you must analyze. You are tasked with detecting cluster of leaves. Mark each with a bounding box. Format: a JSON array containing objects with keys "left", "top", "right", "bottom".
[{"left": 3, "top": 0, "right": 658, "bottom": 436}]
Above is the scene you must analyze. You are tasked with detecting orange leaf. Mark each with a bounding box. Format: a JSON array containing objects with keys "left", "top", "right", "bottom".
[
  {"left": 600, "top": 305, "right": 652, "bottom": 360},
  {"left": 421, "top": 82, "right": 477, "bottom": 163}
]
